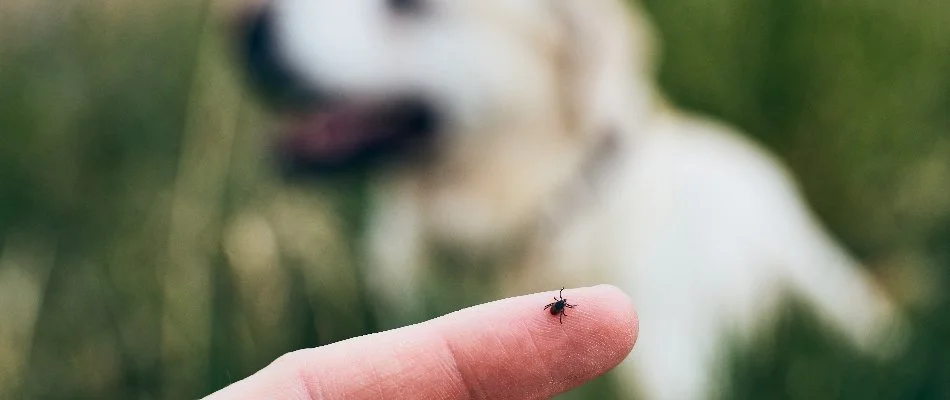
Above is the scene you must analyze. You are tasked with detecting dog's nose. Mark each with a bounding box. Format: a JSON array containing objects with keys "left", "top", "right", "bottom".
[{"left": 238, "top": 7, "right": 318, "bottom": 108}]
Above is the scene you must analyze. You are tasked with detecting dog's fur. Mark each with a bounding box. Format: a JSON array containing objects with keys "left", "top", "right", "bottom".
[{"left": 239, "top": 0, "right": 906, "bottom": 397}]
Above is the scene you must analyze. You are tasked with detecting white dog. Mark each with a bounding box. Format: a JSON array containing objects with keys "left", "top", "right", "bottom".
[{"left": 238, "top": 0, "right": 906, "bottom": 397}]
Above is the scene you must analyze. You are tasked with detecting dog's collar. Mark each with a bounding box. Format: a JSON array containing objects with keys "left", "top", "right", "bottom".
[{"left": 534, "top": 128, "right": 625, "bottom": 239}]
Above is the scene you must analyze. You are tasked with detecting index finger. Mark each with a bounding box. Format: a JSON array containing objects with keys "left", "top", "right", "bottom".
[{"left": 204, "top": 285, "right": 638, "bottom": 400}]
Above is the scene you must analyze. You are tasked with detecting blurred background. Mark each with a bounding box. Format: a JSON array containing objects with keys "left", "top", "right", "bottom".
[{"left": 1, "top": 0, "right": 948, "bottom": 399}]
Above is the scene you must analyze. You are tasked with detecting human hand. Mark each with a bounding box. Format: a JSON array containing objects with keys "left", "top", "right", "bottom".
[{"left": 203, "top": 285, "right": 638, "bottom": 400}]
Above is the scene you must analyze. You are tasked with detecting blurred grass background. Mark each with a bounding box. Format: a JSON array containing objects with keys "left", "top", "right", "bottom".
[{"left": 0, "top": 0, "right": 948, "bottom": 399}]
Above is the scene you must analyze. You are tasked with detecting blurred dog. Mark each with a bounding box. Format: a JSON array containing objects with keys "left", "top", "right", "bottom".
[{"left": 237, "top": 0, "right": 906, "bottom": 398}]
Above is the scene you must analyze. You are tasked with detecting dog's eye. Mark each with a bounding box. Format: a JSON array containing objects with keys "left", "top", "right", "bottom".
[{"left": 388, "top": 0, "right": 425, "bottom": 15}]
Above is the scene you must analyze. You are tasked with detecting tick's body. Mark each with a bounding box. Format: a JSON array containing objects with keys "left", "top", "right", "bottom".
[{"left": 543, "top": 287, "right": 576, "bottom": 324}]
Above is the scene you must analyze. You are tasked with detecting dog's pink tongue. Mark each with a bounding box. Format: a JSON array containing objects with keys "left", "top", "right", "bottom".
[{"left": 281, "top": 108, "right": 371, "bottom": 162}]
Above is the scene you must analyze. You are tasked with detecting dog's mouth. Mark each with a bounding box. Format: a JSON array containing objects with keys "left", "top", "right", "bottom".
[
  {"left": 235, "top": 8, "right": 441, "bottom": 175},
  {"left": 275, "top": 96, "right": 441, "bottom": 175}
]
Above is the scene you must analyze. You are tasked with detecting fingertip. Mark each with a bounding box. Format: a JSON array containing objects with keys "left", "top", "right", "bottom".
[
  {"left": 421, "top": 285, "right": 640, "bottom": 399},
  {"left": 554, "top": 285, "right": 638, "bottom": 370},
  {"left": 591, "top": 284, "right": 639, "bottom": 349}
]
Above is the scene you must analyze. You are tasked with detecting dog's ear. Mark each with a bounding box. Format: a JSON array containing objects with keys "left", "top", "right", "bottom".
[{"left": 551, "top": 0, "right": 659, "bottom": 139}]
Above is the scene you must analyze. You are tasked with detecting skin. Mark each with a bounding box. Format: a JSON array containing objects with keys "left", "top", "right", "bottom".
[{"left": 203, "top": 285, "right": 638, "bottom": 400}]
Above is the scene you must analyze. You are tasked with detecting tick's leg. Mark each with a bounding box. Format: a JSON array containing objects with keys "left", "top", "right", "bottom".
[
  {"left": 559, "top": 287, "right": 565, "bottom": 298},
  {"left": 565, "top": 304, "right": 575, "bottom": 308},
  {"left": 559, "top": 312, "right": 564, "bottom": 324},
  {"left": 544, "top": 303, "right": 553, "bottom": 310}
]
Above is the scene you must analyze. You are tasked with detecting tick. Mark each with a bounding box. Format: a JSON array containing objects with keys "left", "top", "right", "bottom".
[{"left": 543, "top": 287, "right": 576, "bottom": 324}]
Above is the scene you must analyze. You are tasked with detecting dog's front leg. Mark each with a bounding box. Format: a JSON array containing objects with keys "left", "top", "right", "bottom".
[{"left": 364, "top": 176, "right": 430, "bottom": 329}]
